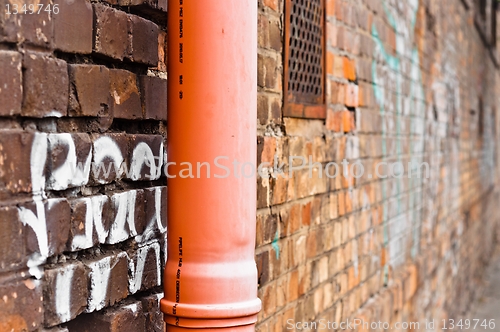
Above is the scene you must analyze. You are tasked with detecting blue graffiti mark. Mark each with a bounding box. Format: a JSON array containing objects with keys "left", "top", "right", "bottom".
[{"left": 272, "top": 230, "right": 280, "bottom": 260}]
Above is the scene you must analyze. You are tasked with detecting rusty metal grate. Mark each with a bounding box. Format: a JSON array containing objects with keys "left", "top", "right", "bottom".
[{"left": 285, "top": 0, "right": 325, "bottom": 109}]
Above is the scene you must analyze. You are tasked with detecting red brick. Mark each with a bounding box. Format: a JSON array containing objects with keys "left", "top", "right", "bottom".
[
  {"left": 139, "top": 75, "right": 167, "bottom": 120},
  {"left": 69, "top": 65, "right": 111, "bottom": 117},
  {"left": 93, "top": 4, "right": 128, "bottom": 60},
  {"left": 43, "top": 262, "right": 89, "bottom": 326},
  {"left": 0, "top": 279, "right": 43, "bottom": 331},
  {"left": 109, "top": 69, "right": 142, "bottom": 119},
  {"left": 53, "top": 0, "right": 93, "bottom": 53},
  {"left": 263, "top": 0, "right": 279, "bottom": 11},
  {"left": 343, "top": 57, "right": 356, "bottom": 81},
  {"left": 67, "top": 301, "right": 146, "bottom": 332},
  {"left": 0, "top": 51, "right": 22, "bottom": 116},
  {"left": 128, "top": 15, "right": 159, "bottom": 66},
  {"left": 22, "top": 52, "right": 69, "bottom": 117},
  {"left": 326, "top": 0, "right": 335, "bottom": 16},
  {"left": 0, "top": 205, "right": 26, "bottom": 272},
  {"left": 326, "top": 109, "right": 342, "bottom": 132}
]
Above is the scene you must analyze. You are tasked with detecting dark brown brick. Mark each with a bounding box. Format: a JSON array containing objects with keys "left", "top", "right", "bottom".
[
  {"left": 0, "top": 279, "right": 43, "bottom": 331},
  {"left": 53, "top": 0, "right": 93, "bottom": 53},
  {"left": 93, "top": 4, "right": 128, "bottom": 60},
  {"left": 20, "top": 198, "right": 71, "bottom": 258},
  {"left": 0, "top": 205, "right": 26, "bottom": 272},
  {"left": 109, "top": 69, "right": 142, "bottom": 119},
  {"left": 139, "top": 76, "right": 167, "bottom": 120},
  {"left": 0, "top": 1, "right": 21, "bottom": 43},
  {"left": 106, "top": 189, "right": 146, "bottom": 244},
  {"left": 90, "top": 133, "right": 129, "bottom": 184},
  {"left": 66, "top": 301, "right": 146, "bottom": 332},
  {"left": 46, "top": 133, "right": 92, "bottom": 190},
  {"left": 67, "top": 195, "right": 113, "bottom": 251},
  {"left": 20, "top": 0, "right": 52, "bottom": 47},
  {"left": 128, "top": 15, "right": 159, "bottom": 66},
  {"left": 22, "top": 53, "right": 69, "bottom": 118},
  {"left": 141, "top": 294, "right": 164, "bottom": 332},
  {"left": 257, "top": 94, "right": 269, "bottom": 125},
  {"left": 269, "top": 19, "right": 282, "bottom": 52},
  {"left": 127, "top": 134, "right": 164, "bottom": 181},
  {"left": 0, "top": 51, "right": 22, "bottom": 116},
  {"left": 85, "top": 253, "right": 129, "bottom": 313},
  {"left": 69, "top": 65, "right": 111, "bottom": 117},
  {"left": 128, "top": 241, "right": 161, "bottom": 294},
  {"left": 256, "top": 250, "right": 270, "bottom": 285},
  {"left": 43, "top": 262, "right": 89, "bottom": 326},
  {"left": 0, "top": 130, "right": 41, "bottom": 194},
  {"left": 143, "top": 186, "right": 167, "bottom": 235}
]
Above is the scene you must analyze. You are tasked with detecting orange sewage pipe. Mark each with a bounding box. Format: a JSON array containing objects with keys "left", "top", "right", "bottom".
[{"left": 160, "top": 0, "right": 261, "bottom": 331}]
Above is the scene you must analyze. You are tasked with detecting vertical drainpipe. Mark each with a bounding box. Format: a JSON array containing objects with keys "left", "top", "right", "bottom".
[{"left": 161, "top": 0, "right": 261, "bottom": 331}]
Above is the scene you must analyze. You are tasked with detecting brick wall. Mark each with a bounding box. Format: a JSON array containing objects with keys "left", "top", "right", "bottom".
[
  {"left": 0, "top": 0, "right": 167, "bottom": 331},
  {"left": 256, "top": 0, "right": 500, "bottom": 330},
  {"left": 1, "top": 0, "right": 500, "bottom": 331}
]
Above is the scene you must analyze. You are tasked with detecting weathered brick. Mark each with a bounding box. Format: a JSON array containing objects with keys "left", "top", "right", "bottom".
[
  {"left": 22, "top": 53, "right": 69, "bottom": 118},
  {"left": 46, "top": 133, "right": 92, "bottom": 190},
  {"left": 0, "top": 1, "right": 20, "bottom": 43},
  {"left": 0, "top": 51, "right": 22, "bottom": 116},
  {"left": 143, "top": 186, "right": 167, "bottom": 237},
  {"left": 256, "top": 250, "right": 270, "bottom": 286},
  {"left": 85, "top": 252, "right": 129, "bottom": 313},
  {"left": 0, "top": 205, "right": 26, "bottom": 272},
  {"left": 141, "top": 294, "right": 164, "bottom": 332},
  {"left": 157, "top": 30, "right": 167, "bottom": 71},
  {"left": 128, "top": 15, "right": 159, "bottom": 66},
  {"left": 67, "top": 195, "right": 113, "bottom": 251},
  {"left": 43, "top": 262, "right": 89, "bottom": 326},
  {"left": 68, "top": 65, "right": 111, "bottom": 117},
  {"left": 67, "top": 301, "right": 146, "bottom": 332},
  {"left": 20, "top": 0, "right": 52, "bottom": 47},
  {"left": 128, "top": 241, "right": 161, "bottom": 294},
  {"left": 345, "top": 84, "right": 359, "bottom": 108},
  {"left": 106, "top": 189, "right": 146, "bottom": 244},
  {"left": 52, "top": 0, "right": 93, "bottom": 53},
  {"left": 93, "top": 4, "right": 128, "bottom": 60},
  {"left": 127, "top": 134, "right": 164, "bottom": 181},
  {"left": 0, "top": 279, "right": 43, "bottom": 331},
  {"left": 0, "top": 131, "right": 40, "bottom": 194},
  {"left": 91, "top": 133, "right": 129, "bottom": 184},
  {"left": 139, "top": 75, "right": 167, "bottom": 120},
  {"left": 19, "top": 198, "right": 71, "bottom": 259},
  {"left": 109, "top": 69, "right": 142, "bottom": 119}
]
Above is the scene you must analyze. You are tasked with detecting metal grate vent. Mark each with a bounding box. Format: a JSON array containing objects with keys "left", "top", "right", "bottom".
[{"left": 286, "top": 0, "right": 324, "bottom": 106}]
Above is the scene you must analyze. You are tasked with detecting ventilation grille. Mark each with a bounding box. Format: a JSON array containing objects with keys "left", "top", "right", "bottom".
[{"left": 286, "top": 0, "right": 324, "bottom": 105}]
